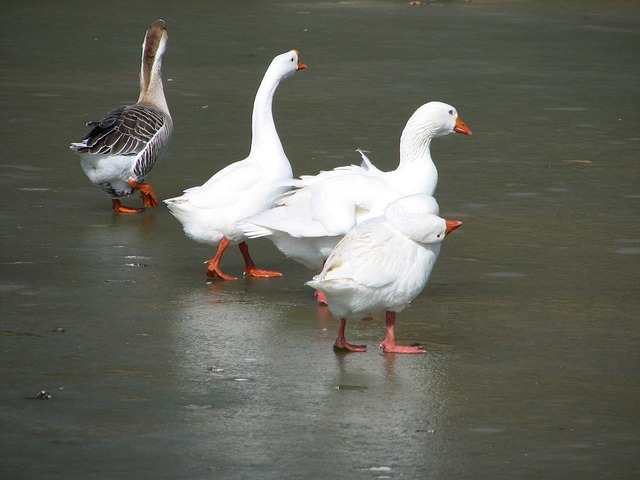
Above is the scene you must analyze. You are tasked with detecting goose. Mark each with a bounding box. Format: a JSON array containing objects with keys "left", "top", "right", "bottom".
[
  {"left": 241, "top": 101, "right": 471, "bottom": 271},
  {"left": 164, "top": 50, "right": 306, "bottom": 280},
  {"left": 70, "top": 19, "right": 173, "bottom": 214},
  {"left": 306, "top": 194, "right": 462, "bottom": 353}
]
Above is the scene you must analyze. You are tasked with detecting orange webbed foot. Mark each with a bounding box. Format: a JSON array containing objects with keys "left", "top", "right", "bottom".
[
  {"left": 244, "top": 267, "right": 283, "bottom": 278},
  {"left": 333, "top": 338, "right": 367, "bottom": 353},
  {"left": 204, "top": 260, "right": 237, "bottom": 281},
  {"left": 128, "top": 179, "right": 158, "bottom": 208},
  {"left": 112, "top": 199, "right": 144, "bottom": 214},
  {"left": 333, "top": 318, "right": 366, "bottom": 352},
  {"left": 379, "top": 340, "right": 426, "bottom": 354}
]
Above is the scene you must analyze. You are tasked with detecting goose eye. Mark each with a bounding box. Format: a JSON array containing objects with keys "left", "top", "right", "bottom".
[{"left": 448, "top": 110, "right": 454, "bottom": 116}]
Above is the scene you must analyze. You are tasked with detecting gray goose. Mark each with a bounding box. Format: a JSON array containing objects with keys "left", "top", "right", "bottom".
[{"left": 71, "top": 19, "right": 173, "bottom": 213}]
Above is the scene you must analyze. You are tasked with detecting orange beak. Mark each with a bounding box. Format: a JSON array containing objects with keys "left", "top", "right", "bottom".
[
  {"left": 445, "top": 220, "right": 462, "bottom": 236},
  {"left": 454, "top": 117, "right": 472, "bottom": 136},
  {"left": 293, "top": 49, "right": 307, "bottom": 70}
]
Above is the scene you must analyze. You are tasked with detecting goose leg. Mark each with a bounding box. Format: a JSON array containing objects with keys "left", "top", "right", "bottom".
[
  {"left": 128, "top": 179, "right": 158, "bottom": 208},
  {"left": 333, "top": 318, "right": 367, "bottom": 352},
  {"left": 112, "top": 199, "right": 144, "bottom": 214},
  {"left": 205, "top": 237, "right": 237, "bottom": 280},
  {"left": 315, "top": 290, "right": 328, "bottom": 305},
  {"left": 239, "top": 241, "right": 283, "bottom": 278},
  {"left": 315, "top": 261, "right": 328, "bottom": 304},
  {"left": 379, "top": 311, "right": 425, "bottom": 354}
]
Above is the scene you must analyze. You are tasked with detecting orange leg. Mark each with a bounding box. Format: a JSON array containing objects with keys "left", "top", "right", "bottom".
[
  {"left": 238, "top": 241, "right": 283, "bottom": 278},
  {"left": 315, "top": 290, "right": 328, "bottom": 305},
  {"left": 333, "top": 318, "right": 367, "bottom": 352},
  {"left": 315, "top": 261, "right": 328, "bottom": 304},
  {"left": 204, "top": 237, "right": 237, "bottom": 281},
  {"left": 112, "top": 199, "right": 144, "bottom": 214},
  {"left": 379, "top": 311, "right": 425, "bottom": 354},
  {"left": 128, "top": 179, "right": 158, "bottom": 208}
]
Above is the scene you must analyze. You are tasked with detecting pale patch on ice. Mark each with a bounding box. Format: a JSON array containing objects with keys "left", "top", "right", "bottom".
[
  {"left": 613, "top": 247, "right": 640, "bottom": 255},
  {"left": 184, "top": 404, "right": 212, "bottom": 410}
]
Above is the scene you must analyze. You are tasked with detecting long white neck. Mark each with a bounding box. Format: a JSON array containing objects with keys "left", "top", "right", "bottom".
[{"left": 249, "top": 67, "right": 286, "bottom": 158}]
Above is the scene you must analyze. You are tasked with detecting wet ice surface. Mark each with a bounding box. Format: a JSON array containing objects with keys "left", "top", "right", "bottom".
[{"left": 1, "top": 1, "right": 639, "bottom": 479}]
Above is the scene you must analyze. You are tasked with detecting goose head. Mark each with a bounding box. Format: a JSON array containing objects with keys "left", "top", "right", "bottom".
[
  {"left": 384, "top": 193, "right": 461, "bottom": 244},
  {"left": 405, "top": 101, "right": 472, "bottom": 140},
  {"left": 267, "top": 49, "right": 307, "bottom": 81},
  {"left": 398, "top": 101, "right": 470, "bottom": 167},
  {"left": 142, "top": 20, "right": 168, "bottom": 64}
]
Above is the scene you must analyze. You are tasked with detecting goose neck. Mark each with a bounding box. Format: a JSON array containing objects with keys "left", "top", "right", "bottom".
[
  {"left": 250, "top": 69, "right": 284, "bottom": 153},
  {"left": 399, "top": 123, "right": 436, "bottom": 166},
  {"left": 138, "top": 48, "right": 169, "bottom": 114}
]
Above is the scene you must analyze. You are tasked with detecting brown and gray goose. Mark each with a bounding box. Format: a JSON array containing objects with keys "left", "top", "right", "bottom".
[{"left": 70, "top": 19, "right": 173, "bottom": 214}]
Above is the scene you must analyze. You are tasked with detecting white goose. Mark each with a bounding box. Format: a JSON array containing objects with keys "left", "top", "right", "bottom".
[
  {"left": 164, "top": 50, "right": 306, "bottom": 280},
  {"left": 306, "top": 194, "right": 462, "bottom": 354},
  {"left": 70, "top": 19, "right": 173, "bottom": 214},
  {"left": 241, "top": 101, "right": 471, "bottom": 270}
]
